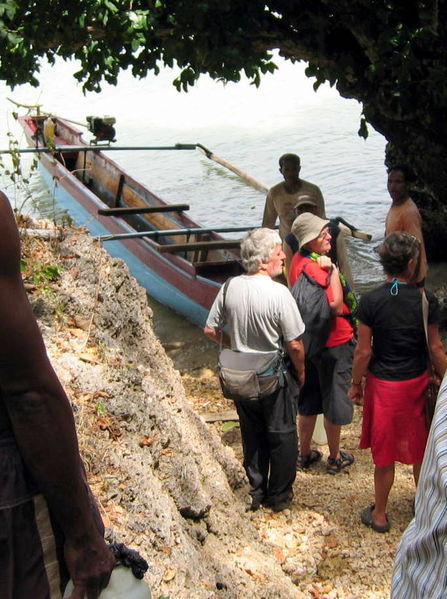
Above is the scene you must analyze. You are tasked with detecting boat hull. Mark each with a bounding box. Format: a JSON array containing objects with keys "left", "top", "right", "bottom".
[{"left": 20, "top": 116, "right": 242, "bottom": 327}]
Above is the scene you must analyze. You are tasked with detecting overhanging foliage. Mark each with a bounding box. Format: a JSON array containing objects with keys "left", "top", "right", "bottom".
[{"left": 2, "top": 1, "right": 447, "bottom": 255}]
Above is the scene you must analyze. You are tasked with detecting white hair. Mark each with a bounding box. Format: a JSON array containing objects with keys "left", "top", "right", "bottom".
[{"left": 240, "top": 228, "right": 282, "bottom": 273}]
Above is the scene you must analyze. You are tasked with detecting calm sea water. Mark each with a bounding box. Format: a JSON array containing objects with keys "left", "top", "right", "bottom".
[{"left": 0, "top": 55, "right": 393, "bottom": 344}]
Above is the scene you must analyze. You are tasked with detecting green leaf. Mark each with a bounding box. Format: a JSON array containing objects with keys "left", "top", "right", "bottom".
[
  {"left": 104, "top": 0, "right": 119, "bottom": 14},
  {"left": 358, "top": 117, "right": 369, "bottom": 140},
  {"left": 221, "top": 421, "right": 239, "bottom": 433}
]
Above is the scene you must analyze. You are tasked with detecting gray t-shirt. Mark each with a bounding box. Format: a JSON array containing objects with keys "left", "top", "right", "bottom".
[{"left": 206, "top": 274, "right": 305, "bottom": 353}]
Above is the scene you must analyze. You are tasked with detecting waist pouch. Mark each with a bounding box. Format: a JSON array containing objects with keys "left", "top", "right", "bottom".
[{"left": 218, "top": 349, "right": 285, "bottom": 401}]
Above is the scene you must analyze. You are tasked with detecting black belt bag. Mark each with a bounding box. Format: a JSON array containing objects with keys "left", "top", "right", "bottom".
[{"left": 218, "top": 349, "right": 285, "bottom": 401}]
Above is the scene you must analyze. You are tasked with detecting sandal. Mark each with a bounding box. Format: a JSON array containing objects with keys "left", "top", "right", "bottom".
[
  {"left": 361, "top": 504, "right": 391, "bottom": 533},
  {"left": 326, "top": 450, "right": 354, "bottom": 475},
  {"left": 297, "top": 449, "right": 322, "bottom": 471}
]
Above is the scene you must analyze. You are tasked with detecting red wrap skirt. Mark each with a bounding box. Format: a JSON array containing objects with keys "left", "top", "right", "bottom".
[{"left": 359, "top": 371, "right": 429, "bottom": 467}]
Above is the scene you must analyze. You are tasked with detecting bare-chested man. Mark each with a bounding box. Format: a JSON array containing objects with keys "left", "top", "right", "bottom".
[
  {"left": 262, "top": 153, "right": 325, "bottom": 240},
  {"left": 0, "top": 191, "right": 115, "bottom": 598},
  {"left": 385, "top": 165, "right": 427, "bottom": 284}
]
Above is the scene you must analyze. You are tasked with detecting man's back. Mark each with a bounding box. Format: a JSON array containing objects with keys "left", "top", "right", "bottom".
[{"left": 207, "top": 274, "right": 304, "bottom": 353}]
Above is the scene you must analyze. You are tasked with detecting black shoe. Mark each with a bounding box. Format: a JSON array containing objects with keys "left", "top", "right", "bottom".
[
  {"left": 297, "top": 449, "right": 322, "bottom": 471},
  {"left": 246, "top": 497, "right": 263, "bottom": 512},
  {"left": 270, "top": 498, "right": 292, "bottom": 513},
  {"left": 264, "top": 490, "right": 293, "bottom": 513}
]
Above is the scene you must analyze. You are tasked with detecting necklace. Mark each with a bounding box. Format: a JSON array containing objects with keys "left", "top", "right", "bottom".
[{"left": 390, "top": 277, "right": 408, "bottom": 296}]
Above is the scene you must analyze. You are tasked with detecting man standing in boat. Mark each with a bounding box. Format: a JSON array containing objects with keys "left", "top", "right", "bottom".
[
  {"left": 204, "top": 228, "right": 305, "bottom": 512},
  {"left": 262, "top": 153, "right": 325, "bottom": 240},
  {"left": 385, "top": 165, "right": 427, "bottom": 284},
  {"left": 0, "top": 191, "right": 115, "bottom": 598}
]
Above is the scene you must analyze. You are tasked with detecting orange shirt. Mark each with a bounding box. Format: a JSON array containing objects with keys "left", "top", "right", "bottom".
[{"left": 289, "top": 254, "right": 354, "bottom": 347}]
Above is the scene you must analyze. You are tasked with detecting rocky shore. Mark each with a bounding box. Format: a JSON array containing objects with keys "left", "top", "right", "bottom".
[{"left": 20, "top": 219, "right": 435, "bottom": 598}]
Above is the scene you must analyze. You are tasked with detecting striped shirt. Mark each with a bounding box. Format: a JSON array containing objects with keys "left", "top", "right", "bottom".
[{"left": 391, "top": 373, "right": 447, "bottom": 598}]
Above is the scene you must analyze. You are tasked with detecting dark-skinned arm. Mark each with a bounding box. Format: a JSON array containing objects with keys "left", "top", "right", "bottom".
[
  {"left": 428, "top": 324, "right": 446, "bottom": 382},
  {"left": 261, "top": 191, "right": 277, "bottom": 229},
  {"left": 0, "top": 192, "right": 115, "bottom": 598}
]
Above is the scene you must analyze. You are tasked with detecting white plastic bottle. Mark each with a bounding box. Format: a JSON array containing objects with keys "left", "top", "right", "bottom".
[{"left": 63, "top": 566, "right": 152, "bottom": 599}]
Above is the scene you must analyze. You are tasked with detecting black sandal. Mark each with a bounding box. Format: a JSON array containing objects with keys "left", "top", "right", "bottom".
[
  {"left": 326, "top": 450, "right": 354, "bottom": 474},
  {"left": 297, "top": 449, "right": 322, "bottom": 471},
  {"left": 361, "top": 504, "right": 391, "bottom": 533}
]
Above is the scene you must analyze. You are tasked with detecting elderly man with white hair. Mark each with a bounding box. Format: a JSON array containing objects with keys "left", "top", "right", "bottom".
[{"left": 204, "top": 228, "right": 305, "bottom": 512}]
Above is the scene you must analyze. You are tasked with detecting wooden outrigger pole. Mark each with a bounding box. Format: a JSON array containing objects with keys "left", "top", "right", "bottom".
[{"left": 196, "top": 143, "right": 268, "bottom": 193}]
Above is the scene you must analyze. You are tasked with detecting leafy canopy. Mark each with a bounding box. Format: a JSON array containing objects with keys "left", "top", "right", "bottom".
[
  {"left": 3, "top": 1, "right": 447, "bottom": 255},
  {"left": 2, "top": 1, "right": 445, "bottom": 139}
]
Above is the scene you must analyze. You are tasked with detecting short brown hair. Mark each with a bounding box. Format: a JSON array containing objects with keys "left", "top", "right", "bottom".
[{"left": 378, "top": 232, "right": 420, "bottom": 276}]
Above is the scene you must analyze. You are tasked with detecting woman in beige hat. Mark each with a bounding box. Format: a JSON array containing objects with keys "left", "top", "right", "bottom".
[{"left": 289, "top": 213, "right": 356, "bottom": 474}]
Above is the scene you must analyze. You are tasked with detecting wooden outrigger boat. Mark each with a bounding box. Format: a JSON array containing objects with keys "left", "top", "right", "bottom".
[{"left": 17, "top": 114, "right": 246, "bottom": 327}]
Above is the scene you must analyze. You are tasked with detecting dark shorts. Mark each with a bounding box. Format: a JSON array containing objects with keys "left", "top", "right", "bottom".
[
  {"left": 0, "top": 431, "right": 67, "bottom": 599},
  {"left": 298, "top": 340, "right": 354, "bottom": 425}
]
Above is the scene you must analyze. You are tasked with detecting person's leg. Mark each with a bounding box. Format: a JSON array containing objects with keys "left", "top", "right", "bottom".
[
  {"left": 373, "top": 463, "right": 395, "bottom": 526},
  {"left": 318, "top": 343, "right": 354, "bottom": 471},
  {"left": 297, "top": 358, "right": 322, "bottom": 461},
  {"left": 265, "top": 428, "right": 298, "bottom": 509},
  {"left": 324, "top": 418, "right": 341, "bottom": 460},
  {"left": 298, "top": 414, "right": 318, "bottom": 456},
  {"left": 413, "top": 461, "right": 423, "bottom": 486},
  {"left": 263, "top": 376, "right": 299, "bottom": 510},
  {"left": 235, "top": 400, "right": 269, "bottom": 505}
]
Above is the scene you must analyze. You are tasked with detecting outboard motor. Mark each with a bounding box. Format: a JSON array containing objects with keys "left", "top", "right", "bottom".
[{"left": 86, "top": 115, "right": 116, "bottom": 143}]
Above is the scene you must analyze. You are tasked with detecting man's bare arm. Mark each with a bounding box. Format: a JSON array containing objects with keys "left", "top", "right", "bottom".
[
  {"left": 262, "top": 192, "right": 277, "bottom": 228},
  {"left": 428, "top": 324, "right": 446, "bottom": 381},
  {"left": 0, "top": 192, "right": 114, "bottom": 597}
]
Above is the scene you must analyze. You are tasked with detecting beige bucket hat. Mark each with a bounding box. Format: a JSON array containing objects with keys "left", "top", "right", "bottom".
[{"left": 291, "top": 212, "right": 330, "bottom": 248}]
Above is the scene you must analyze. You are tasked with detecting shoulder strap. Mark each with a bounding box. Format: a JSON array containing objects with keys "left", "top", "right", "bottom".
[
  {"left": 219, "top": 277, "right": 233, "bottom": 351},
  {"left": 302, "top": 261, "right": 333, "bottom": 289},
  {"left": 285, "top": 232, "right": 299, "bottom": 254},
  {"left": 222, "top": 277, "right": 233, "bottom": 311},
  {"left": 327, "top": 220, "right": 339, "bottom": 264},
  {"left": 422, "top": 289, "right": 429, "bottom": 346}
]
